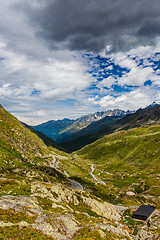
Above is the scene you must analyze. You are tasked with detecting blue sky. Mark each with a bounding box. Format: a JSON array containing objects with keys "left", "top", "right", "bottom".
[{"left": 0, "top": 1, "right": 160, "bottom": 124}]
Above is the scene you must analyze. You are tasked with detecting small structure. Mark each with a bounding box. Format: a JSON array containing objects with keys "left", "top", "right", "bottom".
[{"left": 132, "top": 205, "right": 156, "bottom": 221}]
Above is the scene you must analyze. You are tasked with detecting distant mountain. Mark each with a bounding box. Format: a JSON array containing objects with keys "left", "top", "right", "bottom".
[
  {"left": 22, "top": 122, "right": 63, "bottom": 151},
  {"left": 63, "top": 109, "right": 131, "bottom": 132},
  {"left": 32, "top": 109, "right": 132, "bottom": 143},
  {"left": 111, "top": 104, "right": 160, "bottom": 130},
  {"left": 32, "top": 118, "right": 74, "bottom": 141},
  {"left": 61, "top": 104, "right": 160, "bottom": 152},
  {"left": 59, "top": 115, "right": 122, "bottom": 144},
  {"left": 75, "top": 109, "right": 129, "bottom": 125},
  {"left": 145, "top": 100, "right": 160, "bottom": 109}
]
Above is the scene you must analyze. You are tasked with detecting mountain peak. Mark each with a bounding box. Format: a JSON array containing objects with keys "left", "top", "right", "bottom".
[{"left": 146, "top": 101, "right": 160, "bottom": 109}]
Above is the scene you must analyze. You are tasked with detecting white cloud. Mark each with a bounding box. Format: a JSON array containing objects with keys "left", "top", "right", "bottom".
[
  {"left": 98, "top": 76, "right": 116, "bottom": 88},
  {"left": 0, "top": 38, "right": 94, "bottom": 123},
  {"left": 106, "top": 65, "right": 113, "bottom": 70},
  {"left": 0, "top": 40, "right": 93, "bottom": 93},
  {"left": 0, "top": 2, "right": 160, "bottom": 125},
  {"left": 112, "top": 53, "right": 137, "bottom": 69},
  {"left": 118, "top": 66, "right": 155, "bottom": 86},
  {"left": 90, "top": 88, "right": 157, "bottom": 110},
  {"left": 101, "top": 45, "right": 160, "bottom": 88}
]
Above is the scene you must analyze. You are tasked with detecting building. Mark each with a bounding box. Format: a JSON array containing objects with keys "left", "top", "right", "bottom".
[{"left": 132, "top": 205, "right": 156, "bottom": 221}]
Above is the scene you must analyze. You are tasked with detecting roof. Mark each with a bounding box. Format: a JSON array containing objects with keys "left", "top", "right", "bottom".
[{"left": 133, "top": 205, "right": 156, "bottom": 218}]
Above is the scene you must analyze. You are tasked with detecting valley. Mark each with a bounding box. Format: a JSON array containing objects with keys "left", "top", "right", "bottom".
[{"left": 0, "top": 104, "right": 160, "bottom": 239}]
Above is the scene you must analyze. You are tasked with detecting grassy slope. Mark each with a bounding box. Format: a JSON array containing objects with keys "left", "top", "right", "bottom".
[
  {"left": 77, "top": 125, "right": 160, "bottom": 173},
  {"left": 0, "top": 105, "right": 69, "bottom": 169},
  {"left": 72, "top": 125, "right": 160, "bottom": 206}
]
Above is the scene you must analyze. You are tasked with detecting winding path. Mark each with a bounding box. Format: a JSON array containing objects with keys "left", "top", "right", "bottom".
[
  {"left": 63, "top": 170, "right": 83, "bottom": 190},
  {"left": 90, "top": 164, "right": 106, "bottom": 185},
  {"left": 49, "top": 153, "right": 83, "bottom": 190},
  {"left": 67, "top": 179, "right": 83, "bottom": 190},
  {"left": 49, "top": 154, "right": 56, "bottom": 168}
]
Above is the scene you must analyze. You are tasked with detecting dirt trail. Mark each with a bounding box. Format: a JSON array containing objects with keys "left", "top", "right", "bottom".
[
  {"left": 90, "top": 164, "right": 106, "bottom": 185},
  {"left": 49, "top": 154, "right": 83, "bottom": 190}
]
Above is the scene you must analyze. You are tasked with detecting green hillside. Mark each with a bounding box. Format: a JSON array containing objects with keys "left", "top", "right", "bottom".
[
  {"left": 75, "top": 125, "right": 160, "bottom": 206},
  {"left": 0, "top": 105, "right": 66, "bottom": 168}
]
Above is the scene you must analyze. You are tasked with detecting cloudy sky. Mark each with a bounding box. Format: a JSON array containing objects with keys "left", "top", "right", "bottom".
[{"left": 0, "top": 0, "right": 160, "bottom": 124}]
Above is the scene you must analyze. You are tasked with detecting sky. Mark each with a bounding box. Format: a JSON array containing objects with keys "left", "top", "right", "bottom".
[{"left": 0, "top": 0, "right": 160, "bottom": 125}]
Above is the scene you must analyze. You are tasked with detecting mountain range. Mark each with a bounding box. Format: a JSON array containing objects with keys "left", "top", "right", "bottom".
[
  {"left": 32, "top": 108, "right": 133, "bottom": 143},
  {"left": 32, "top": 102, "right": 160, "bottom": 152},
  {"left": 61, "top": 104, "right": 160, "bottom": 152}
]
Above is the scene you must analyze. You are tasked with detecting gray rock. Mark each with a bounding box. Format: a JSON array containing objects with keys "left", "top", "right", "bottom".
[
  {"left": 35, "top": 214, "right": 50, "bottom": 223},
  {"left": 82, "top": 196, "right": 121, "bottom": 221},
  {"left": 134, "top": 229, "right": 153, "bottom": 240},
  {"left": 0, "top": 195, "right": 43, "bottom": 215}
]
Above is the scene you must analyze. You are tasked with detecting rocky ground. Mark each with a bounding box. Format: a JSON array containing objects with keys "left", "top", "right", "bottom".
[
  {"left": 0, "top": 166, "right": 159, "bottom": 240},
  {"left": 0, "top": 168, "right": 131, "bottom": 240}
]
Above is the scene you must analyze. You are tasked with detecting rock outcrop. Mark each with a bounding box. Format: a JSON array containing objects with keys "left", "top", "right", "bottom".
[{"left": 82, "top": 196, "right": 121, "bottom": 221}]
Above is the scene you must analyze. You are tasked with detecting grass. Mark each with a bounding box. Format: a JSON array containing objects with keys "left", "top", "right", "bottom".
[
  {"left": 69, "top": 198, "right": 100, "bottom": 218},
  {"left": 0, "top": 209, "right": 36, "bottom": 224},
  {"left": 36, "top": 196, "right": 53, "bottom": 211},
  {"left": 0, "top": 226, "right": 55, "bottom": 240},
  {"left": 0, "top": 105, "right": 65, "bottom": 170},
  {"left": 67, "top": 125, "right": 160, "bottom": 206},
  {"left": 73, "top": 227, "right": 131, "bottom": 240},
  {"left": 0, "top": 180, "right": 31, "bottom": 197},
  {"left": 73, "top": 227, "right": 105, "bottom": 240}
]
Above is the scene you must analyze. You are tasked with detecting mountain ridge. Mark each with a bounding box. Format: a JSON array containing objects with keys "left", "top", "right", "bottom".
[
  {"left": 61, "top": 104, "right": 160, "bottom": 152},
  {"left": 32, "top": 108, "right": 133, "bottom": 143}
]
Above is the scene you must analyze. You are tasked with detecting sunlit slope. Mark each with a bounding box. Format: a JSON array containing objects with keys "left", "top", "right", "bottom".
[
  {"left": 77, "top": 125, "right": 160, "bottom": 173},
  {"left": 75, "top": 125, "right": 160, "bottom": 205},
  {"left": 0, "top": 105, "right": 65, "bottom": 168}
]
